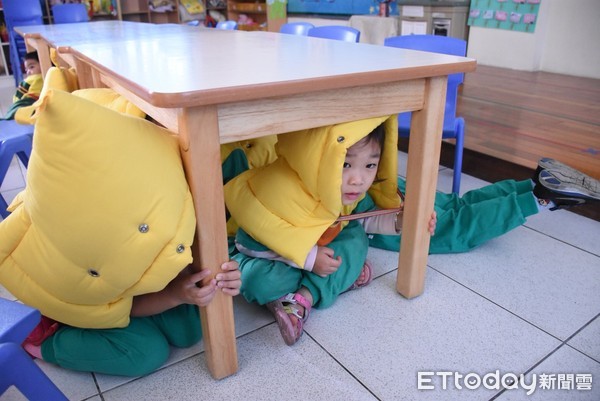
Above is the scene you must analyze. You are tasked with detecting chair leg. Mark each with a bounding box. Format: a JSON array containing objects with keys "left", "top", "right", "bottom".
[
  {"left": 0, "top": 153, "right": 13, "bottom": 219},
  {"left": 451, "top": 118, "right": 465, "bottom": 194},
  {"left": 16, "top": 149, "right": 32, "bottom": 169},
  {"left": 0, "top": 197, "right": 8, "bottom": 219},
  {"left": 0, "top": 130, "right": 33, "bottom": 218},
  {"left": 0, "top": 343, "right": 68, "bottom": 401}
]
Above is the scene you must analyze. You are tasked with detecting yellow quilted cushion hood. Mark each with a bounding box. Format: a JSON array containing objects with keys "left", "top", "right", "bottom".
[
  {"left": 14, "top": 66, "right": 144, "bottom": 125},
  {"left": 220, "top": 135, "right": 278, "bottom": 170},
  {"left": 0, "top": 89, "right": 195, "bottom": 328},
  {"left": 224, "top": 116, "right": 400, "bottom": 267},
  {"left": 15, "top": 66, "right": 78, "bottom": 124}
]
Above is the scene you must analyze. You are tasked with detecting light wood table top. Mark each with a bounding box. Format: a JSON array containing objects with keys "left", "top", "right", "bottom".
[
  {"left": 15, "top": 21, "right": 198, "bottom": 75},
  {"left": 19, "top": 22, "right": 476, "bottom": 380}
]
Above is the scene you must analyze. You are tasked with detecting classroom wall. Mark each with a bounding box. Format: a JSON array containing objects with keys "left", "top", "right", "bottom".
[
  {"left": 466, "top": 0, "right": 600, "bottom": 79},
  {"left": 289, "top": 0, "right": 600, "bottom": 79}
]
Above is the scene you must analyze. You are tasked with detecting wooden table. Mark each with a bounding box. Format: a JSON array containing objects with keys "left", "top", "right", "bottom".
[
  {"left": 17, "top": 23, "right": 476, "bottom": 379},
  {"left": 15, "top": 21, "right": 198, "bottom": 77}
]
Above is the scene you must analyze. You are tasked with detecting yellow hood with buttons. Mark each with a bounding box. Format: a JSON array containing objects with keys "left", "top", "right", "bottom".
[
  {"left": 0, "top": 87, "right": 194, "bottom": 329},
  {"left": 224, "top": 116, "right": 400, "bottom": 267}
]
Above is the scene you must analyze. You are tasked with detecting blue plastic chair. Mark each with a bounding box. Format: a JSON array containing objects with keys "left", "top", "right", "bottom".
[
  {"left": 307, "top": 26, "right": 361, "bottom": 43},
  {"left": 0, "top": 298, "right": 68, "bottom": 400},
  {"left": 0, "top": 120, "right": 33, "bottom": 219},
  {"left": 52, "top": 3, "right": 89, "bottom": 24},
  {"left": 2, "top": 0, "right": 44, "bottom": 87},
  {"left": 216, "top": 20, "right": 238, "bottom": 30},
  {"left": 280, "top": 22, "right": 315, "bottom": 36},
  {"left": 384, "top": 35, "right": 467, "bottom": 194}
]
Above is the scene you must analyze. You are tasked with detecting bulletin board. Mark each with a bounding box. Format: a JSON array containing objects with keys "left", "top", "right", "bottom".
[
  {"left": 468, "top": 0, "right": 541, "bottom": 33},
  {"left": 268, "top": 0, "right": 287, "bottom": 20}
]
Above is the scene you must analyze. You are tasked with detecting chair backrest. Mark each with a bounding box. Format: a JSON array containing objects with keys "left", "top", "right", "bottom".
[
  {"left": 52, "top": 3, "right": 90, "bottom": 24},
  {"left": 3, "top": 0, "right": 44, "bottom": 29},
  {"left": 384, "top": 35, "right": 467, "bottom": 126},
  {"left": 0, "top": 298, "right": 68, "bottom": 400},
  {"left": 0, "top": 297, "right": 40, "bottom": 344},
  {"left": 280, "top": 22, "right": 315, "bottom": 36},
  {"left": 216, "top": 20, "right": 238, "bottom": 30},
  {"left": 2, "top": 0, "right": 44, "bottom": 86},
  {"left": 384, "top": 35, "right": 467, "bottom": 90},
  {"left": 307, "top": 26, "right": 361, "bottom": 43}
]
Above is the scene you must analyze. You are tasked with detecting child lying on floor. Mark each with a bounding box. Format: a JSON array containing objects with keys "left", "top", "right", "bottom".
[{"left": 224, "top": 115, "right": 599, "bottom": 346}]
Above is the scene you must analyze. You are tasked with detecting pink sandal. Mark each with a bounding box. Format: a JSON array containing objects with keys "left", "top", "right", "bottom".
[
  {"left": 266, "top": 293, "right": 312, "bottom": 346},
  {"left": 345, "top": 260, "right": 373, "bottom": 292},
  {"left": 22, "top": 315, "right": 60, "bottom": 359}
]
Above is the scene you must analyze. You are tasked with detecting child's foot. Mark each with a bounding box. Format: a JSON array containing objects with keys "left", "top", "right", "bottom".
[
  {"left": 21, "top": 315, "right": 60, "bottom": 359},
  {"left": 345, "top": 260, "right": 373, "bottom": 292},
  {"left": 23, "top": 342, "right": 43, "bottom": 359},
  {"left": 266, "top": 293, "right": 311, "bottom": 346},
  {"left": 533, "top": 158, "right": 600, "bottom": 210}
]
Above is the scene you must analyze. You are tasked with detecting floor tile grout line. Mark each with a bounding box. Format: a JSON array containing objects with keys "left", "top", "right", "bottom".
[
  {"left": 559, "top": 312, "right": 600, "bottom": 345},
  {"left": 421, "top": 266, "right": 565, "bottom": 343},
  {"left": 89, "top": 319, "right": 252, "bottom": 400},
  {"left": 488, "top": 342, "right": 565, "bottom": 400},
  {"left": 522, "top": 224, "right": 600, "bottom": 257},
  {"left": 91, "top": 373, "right": 104, "bottom": 401},
  {"left": 303, "top": 330, "right": 383, "bottom": 401},
  {"left": 424, "top": 268, "right": 600, "bottom": 397},
  {"left": 560, "top": 312, "right": 600, "bottom": 365},
  {"left": 375, "top": 268, "right": 590, "bottom": 401},
  {"left": 564, "top": 343, "right": 600, "bottom": 365},
  {"left": 488, "top": 315, "right": 600, "bottom": 401}
]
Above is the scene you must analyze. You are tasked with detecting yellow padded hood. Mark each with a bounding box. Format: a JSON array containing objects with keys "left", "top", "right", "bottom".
[
  {"left": 220, "top": 135, "right": 278, "bottom": 170},
  {"left": 225, "top": 115, "right": 400, "bottom": 267},
  {"left": 0, "top": 90, "right": 195, "bottom": 328},
  {"left": 15, "top": 66, "right": 144, "bottom": 125},
  {"left": 15, "top": 66, "right": 78, "bottom": 124}
]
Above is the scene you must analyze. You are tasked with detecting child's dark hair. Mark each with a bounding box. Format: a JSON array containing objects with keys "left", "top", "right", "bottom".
[
  {"left": 25, "top": 51, "right": 39, "bottom": 62},
  {"left": 364, "top": 122, "right": 386, "bottom": 183},
  {"left": 364, "top": 122, "right": 385, "bottom": 152}
]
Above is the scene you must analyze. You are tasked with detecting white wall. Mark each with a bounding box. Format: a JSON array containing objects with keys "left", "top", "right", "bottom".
[{"left": 466, "top": 0, "right": 600, "bottom": 79}]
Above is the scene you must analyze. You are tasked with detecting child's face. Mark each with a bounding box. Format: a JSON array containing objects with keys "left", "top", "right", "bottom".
[
  {"left": 341, "top": 138, "right": 381, "bottom": 205},
  {"left": 25, "top": 59, "right": 41, "bottom": 76}
]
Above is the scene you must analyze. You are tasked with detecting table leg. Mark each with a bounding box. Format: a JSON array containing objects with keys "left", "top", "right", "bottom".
[
  {"left": 396, "top": 76, "right": 447, "bottom": 298},
  {"left": 178, "top": 106, "right": 238, "bottom": 379},
  {"left": 72, "top": 57, "right": 96, "bottom": 89}
]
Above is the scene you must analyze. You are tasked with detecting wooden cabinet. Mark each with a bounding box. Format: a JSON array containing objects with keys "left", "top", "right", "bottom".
[
  {"left": 227, "top": 0, "right": 286, "bottom": 32},
  {"left": 42, "top": 0, "right": 118, "bottom": 23},
  {"left": 119, "top": 0, "right": 181, "bottom": 24},
  {"left": 204, "top": 0, "right": 227, "bottom": 16},
  {"left": 0, "top": 6, "right": 10, "bottom": 77},
  {"left": 200, "top": 0, "right": 227, "bottom": 27},
  {"left": 42, "top": 1, "right": 182, "bottom": 25},
  {"left": 118, "top": 0, "right": 149, "bottom": 22}
]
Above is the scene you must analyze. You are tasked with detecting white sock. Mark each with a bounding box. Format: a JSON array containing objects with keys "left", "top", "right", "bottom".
[{"left": 535, "top": 196, "right": 556, "bottom": 212}]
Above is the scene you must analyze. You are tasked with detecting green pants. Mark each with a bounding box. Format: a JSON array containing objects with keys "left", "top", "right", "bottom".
[
  {"left": 233, "top": 220, "right": 368, "bottom": 309},
  {"left": 41, "top": 304, "right": 202, "bottom": 376},
  {"left": 369, "top": 178, "right": 539, "bottom": 254}
]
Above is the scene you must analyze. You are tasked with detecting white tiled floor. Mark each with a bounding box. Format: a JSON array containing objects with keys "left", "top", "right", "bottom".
[{"left": 1, "top": 79, "right": 599, "bottom": 400}]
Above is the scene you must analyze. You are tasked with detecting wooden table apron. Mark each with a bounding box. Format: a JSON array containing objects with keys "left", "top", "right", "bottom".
[{"left": 16, "top": 24, "right": 476, "bottom": 380}]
